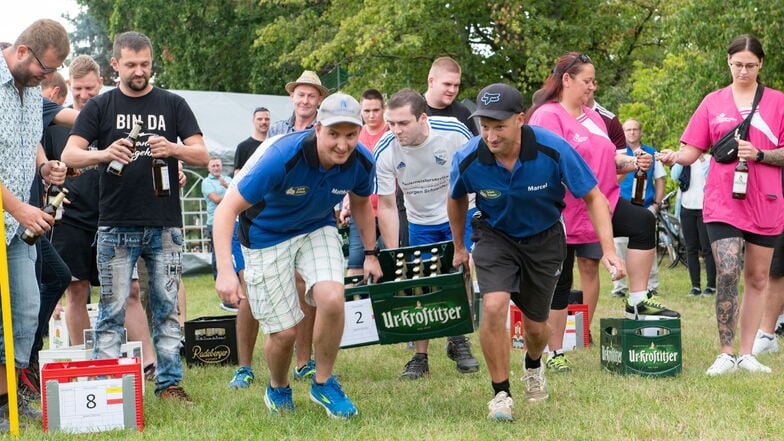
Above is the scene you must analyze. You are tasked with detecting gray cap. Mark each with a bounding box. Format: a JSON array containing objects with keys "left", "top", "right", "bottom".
[
  {"left": 318, "top": 93, "right": 363, "bottom": 127},
  {"left": 470, "top": 83, "right": 524, "bottom": 120}
]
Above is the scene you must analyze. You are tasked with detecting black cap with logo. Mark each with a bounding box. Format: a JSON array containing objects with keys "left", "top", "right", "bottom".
[{"left": 469, "top": 83, "right": 523, "bottom": 121}]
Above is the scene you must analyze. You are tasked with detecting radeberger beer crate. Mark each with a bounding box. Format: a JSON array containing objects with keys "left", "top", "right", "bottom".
[
  {"left": 183, "top": 315, "right": 238, "bottom": 367},
  {"left": 600, "top": 318, "right": 682, "bottom": 377}
]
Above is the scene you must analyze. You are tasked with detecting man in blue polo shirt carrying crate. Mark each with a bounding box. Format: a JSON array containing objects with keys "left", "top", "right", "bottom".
[
  {"left": 448, "top": 83, "right": 625, "bottom": 422},
  {"left": 213, "top": 93, "right": 382, "bottom": 419}
]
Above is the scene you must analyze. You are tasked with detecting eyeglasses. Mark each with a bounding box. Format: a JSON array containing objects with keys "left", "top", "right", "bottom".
[
  {"left": 729, "top": 61, "right": 760, "bottom": 72},
  {"left": 556, "top": 53, "right": 592, "bottom": 76},
  {"left": 27, "top": 47, "right": 61, "bottom": 74}
]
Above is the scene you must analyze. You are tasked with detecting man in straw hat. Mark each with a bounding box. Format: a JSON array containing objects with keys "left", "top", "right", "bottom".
[
  {"left": 269, "top": 70, "right": 329, "bottom": 136},
  {"left": 215, "top": 93, "right": 381, "bottom": 418}
]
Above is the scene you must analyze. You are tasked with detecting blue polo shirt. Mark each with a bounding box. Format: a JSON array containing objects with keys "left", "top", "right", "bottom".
[
  {"left": 237, "top": 129, "right": 375, "bottom": 248},
  {"left": 450, "top": 125, "right": 597, "bottom": 238}
]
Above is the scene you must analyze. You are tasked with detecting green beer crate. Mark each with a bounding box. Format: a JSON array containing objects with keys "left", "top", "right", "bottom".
[
  {"left": 367, "top": 267, "right": 474, "bottom": 345},
  {"left": 340, "top": 275, "right": 378, "bottom": 349},
  {"left": 376, "top": 241, "right": 455, "bottom": 282},
  {"left": 600, "top": 318, "right": 682, "bottom": 377}
]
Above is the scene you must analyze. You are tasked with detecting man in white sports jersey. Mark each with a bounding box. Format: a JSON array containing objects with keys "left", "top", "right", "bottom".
[{"left": 374, "top": 88, "right": 479, "bottom": 379}]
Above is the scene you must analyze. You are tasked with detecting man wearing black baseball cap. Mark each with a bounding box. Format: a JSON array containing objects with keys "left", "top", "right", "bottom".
[{"left": 448, "top": 83, "right": 624, "bottom": 422}]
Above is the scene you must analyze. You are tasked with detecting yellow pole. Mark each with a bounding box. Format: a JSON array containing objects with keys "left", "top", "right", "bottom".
[{"left": 0, "top": 184, "right": 20, "bottom": 436}]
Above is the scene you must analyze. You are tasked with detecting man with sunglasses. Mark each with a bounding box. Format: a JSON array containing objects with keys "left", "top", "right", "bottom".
[{"left": 0, "top": 19, "right": 70, "bottom": 432}]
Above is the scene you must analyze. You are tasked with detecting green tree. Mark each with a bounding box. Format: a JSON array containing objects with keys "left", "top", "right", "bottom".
[{"left": 65, "top": 8, "right": 114, "bottom": 83}]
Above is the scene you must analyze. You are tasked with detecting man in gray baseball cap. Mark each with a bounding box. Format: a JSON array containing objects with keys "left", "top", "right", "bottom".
[{"left": 214, "top": 91, "right": 380, "bottom": 419}]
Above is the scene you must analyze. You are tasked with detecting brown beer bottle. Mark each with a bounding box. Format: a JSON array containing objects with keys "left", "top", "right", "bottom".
[
  {"left": 107, "top": 121, "right": 143, "bottom": 176},
  {"left": 152, "top": 157, "right": 171, "bottom": 197},
  {"left": 21, "top": 188, "right": 69, "bottom": 245},
  {"left": 631, "top": 152, "right": 647, "bottom": 206},
  {"left": 732, "top": 158, "right": 748, "bottom": 199}
]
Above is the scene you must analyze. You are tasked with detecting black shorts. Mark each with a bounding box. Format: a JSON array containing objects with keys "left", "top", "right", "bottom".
[
  {"left": 770, "top": 234, "right": 784, "bottom": 278},
  {"left": 50, "top": 223, "right": 99, "bottom": 286},
  {"left": 706, "top": 222, "right": 779, "bottom": 248},
  {"left": 471, "top": 218, "right": 566, "bottom": 323},
  {"left": 612, "top": 198, "right": 656, "bottom": 250}
]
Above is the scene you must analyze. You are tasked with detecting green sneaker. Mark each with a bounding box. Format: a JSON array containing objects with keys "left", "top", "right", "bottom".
[
  {"left": 545, "top": 353, "right": 571, "bottom": 373},
  {"left": 625, "top": 295, "right": 680, "bottom": 320}
]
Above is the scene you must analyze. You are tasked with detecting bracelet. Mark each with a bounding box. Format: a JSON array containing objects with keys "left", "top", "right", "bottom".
[
  {"left": 363, "top": 247, "right": 380, "bottom": 256},
  {"left": 37, "top": 162, "right": 46, "bottom": 179}
]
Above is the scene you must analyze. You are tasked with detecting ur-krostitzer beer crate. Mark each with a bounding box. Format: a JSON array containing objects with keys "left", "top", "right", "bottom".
[
  {"left": 341, "top": 275, "right": 379, "bottom": 348},
  {"left": 340, "top": 241, "right": 474, "bottom": 345},
  {"left": 183, "top": 315, "right": 238, "bottom": 366},
  {"left": 42, "top": 357, "right": 143, "bottom": 433},
  {"left": 600, "top": 318, "right": 682, "bottom": 377}
]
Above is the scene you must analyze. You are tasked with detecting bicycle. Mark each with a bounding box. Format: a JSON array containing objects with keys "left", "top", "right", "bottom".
[{"left": 655, "top": 190, "right": 687, "bottom": 269}]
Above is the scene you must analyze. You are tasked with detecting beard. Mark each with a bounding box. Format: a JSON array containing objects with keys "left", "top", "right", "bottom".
[
  {"left": 12, "top": 59, "right": 44, "bottom": 87},
  {"left": 125, "top": 75, "right": 150, "bottom": 91}
]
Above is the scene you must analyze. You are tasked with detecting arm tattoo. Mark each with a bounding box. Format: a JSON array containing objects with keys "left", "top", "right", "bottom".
[
  {"left": 761, "top": 148, "right": 784, "bottom": 167},
  {"left": 711, "top": 237, "right": 742, "bottom": 348},
  {"left": 616, "top": 157, "right": 635, "bottom": 173}
]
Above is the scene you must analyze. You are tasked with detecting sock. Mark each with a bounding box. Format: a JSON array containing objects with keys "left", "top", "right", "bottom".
[
  {"left": 0, "top": 393, "right": 7, "bottom": 407},
  {"left": 492, "top": 379, "right": 511, "bottom": 397},
  {"left": 524, "top": 353, "right": 541, "bottom": 369},
  {"left": 760, "top": 331, "right": 775, "bottom": 340},
  {"left": 551, "top": 349, "right": 564, "bottom": 358},
  {"left": 628, "top": 290, "right": 647, "bottom": 305},
  {"left": 414, "top": 352, "right": 428, "bottom": 359}
]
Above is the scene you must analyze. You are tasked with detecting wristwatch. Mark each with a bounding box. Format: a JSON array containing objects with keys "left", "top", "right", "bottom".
[
  {"left": 756, "top": 150, "right": 765, "bottom": 162},
  {"left": 363, "top": 247, "right": 380, "bottom": 256}
]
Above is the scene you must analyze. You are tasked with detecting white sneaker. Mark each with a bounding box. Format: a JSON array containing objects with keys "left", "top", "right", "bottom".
[
  {"left": 487, "top": 391, "right": 513, "bottom": 421},
  {"left": 522, "top": 366, "right": 549, "bottom": 403},
  {"left": 706, "top": 353, "right": 736, "bottom": 376},
  {"left": 752, "top": 330, "right": 779, "bottom": 355},
  {"left": 737, "top": 354, "right": 772, "bottom": 373}
]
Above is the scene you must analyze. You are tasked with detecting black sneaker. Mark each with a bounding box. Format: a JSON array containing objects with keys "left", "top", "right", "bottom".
[
  {"left": 625, "top": 296, "right": 680, "bottom": 320},
  {"left": 446, "top": 335, "right": 480, "bottom": 373},
  {"left": 400, "top": 354, "right": 429, "bottom": 379},
  {"left": 703, "top": 287, "right": 716, "bottom": 296},
  {"left": 647, "top": 288, "right": 659, "bottom": 297},
  {"left": 776, "top": 322, "right": 784, "bottom": 338},
  {"left": 687, "top": 287, "right": 702, "bottom": 297}
]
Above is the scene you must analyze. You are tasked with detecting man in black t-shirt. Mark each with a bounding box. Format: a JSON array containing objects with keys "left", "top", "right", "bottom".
[
  {"left": 62, "top": 31, "right": 209, "bottom": 403},
  {"left": 423, "top": 56, "right": 479, "bottom": 136},
  {"left": 233, "top": 106, "right": 270, "bottom": 176}
]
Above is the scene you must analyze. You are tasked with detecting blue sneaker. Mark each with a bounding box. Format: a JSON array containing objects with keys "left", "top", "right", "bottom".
[
  {"left": 264, "top": 383, "right": 295, "bottom": 414},
  {"left": 227, "top": 366, "right": 255, "bottom": 389},
  {"left": 293, "top": 359, "right": 316, "bottom": 380},
  {"left": 310, "top": 375, "right": 358, "bottom": 418}
]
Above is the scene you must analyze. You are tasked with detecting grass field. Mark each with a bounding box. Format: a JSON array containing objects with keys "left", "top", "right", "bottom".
[{"left": 20, "top": 259, "right": 784, "bottom": 440}]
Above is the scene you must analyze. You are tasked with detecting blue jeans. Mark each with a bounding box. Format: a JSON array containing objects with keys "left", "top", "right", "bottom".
[
  {"left": 1, "top": 236, "right": 40, "bottom": 367},
  {"left": 96, "top": 226, "right": 184, "bottom": 393}
]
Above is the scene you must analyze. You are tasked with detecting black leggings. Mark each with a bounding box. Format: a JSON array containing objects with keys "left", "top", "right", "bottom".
[
  {"left": 680, "top": 206, "right": 716, "bottom": 289},
  {"left": 551, "top": 198, "right": 655, "bottom": 310}
]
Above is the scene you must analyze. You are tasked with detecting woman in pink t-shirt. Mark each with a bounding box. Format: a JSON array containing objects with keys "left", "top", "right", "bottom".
[
  {"left": 660, "top": 34, "right": 784, "bottom": 376},
  {"left": 526, "top": 53, "right": 679, "bottom": 372}
]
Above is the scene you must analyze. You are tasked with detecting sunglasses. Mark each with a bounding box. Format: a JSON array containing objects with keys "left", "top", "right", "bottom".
[
  {"left": 555, "top": 53, "right": 592, "bottom": 76},
  {"left": 27, "top": 46, "right": 61, "bottom": 74}
]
